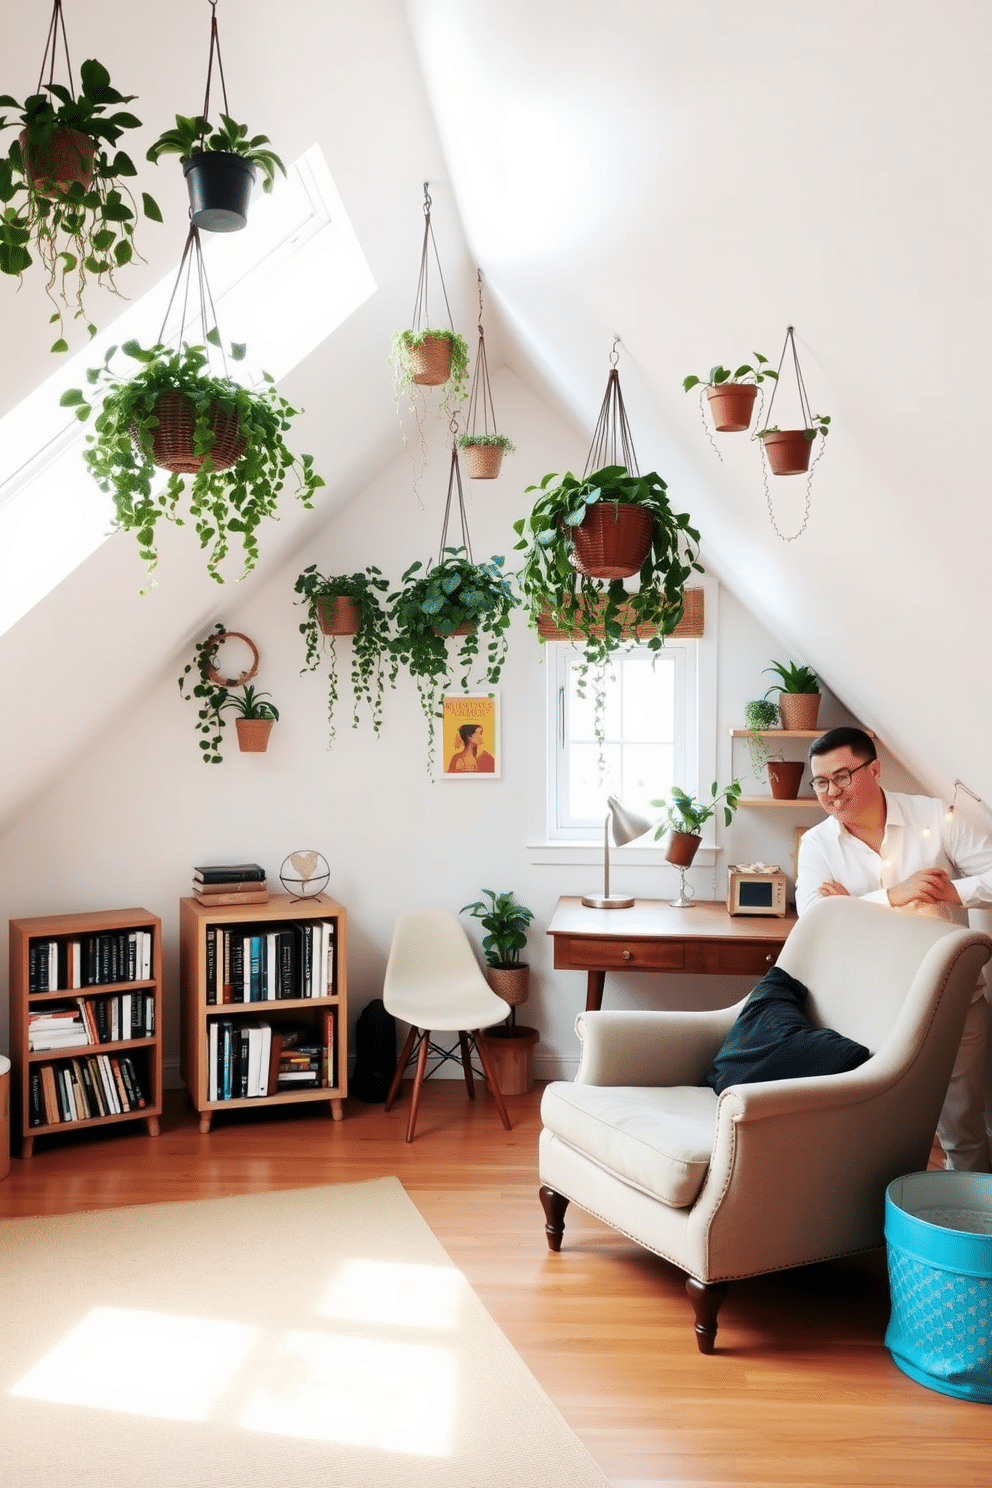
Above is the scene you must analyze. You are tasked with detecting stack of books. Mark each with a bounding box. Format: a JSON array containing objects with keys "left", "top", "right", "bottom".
[{"left": 192, "top": 863, "right": 269, "bottom": 907}]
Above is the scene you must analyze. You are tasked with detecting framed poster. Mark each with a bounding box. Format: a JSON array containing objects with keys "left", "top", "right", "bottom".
[{"left": 440, "top": 694, "right": 501, "bottom": 779}]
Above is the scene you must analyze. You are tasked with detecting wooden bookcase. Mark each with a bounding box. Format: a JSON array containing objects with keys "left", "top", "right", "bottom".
[
  {"left": 9, "top": 907, "right": 163, "bottom": 1158},
  {"left": 179, "top": 892, "right": 347, "bottom": 1133}
]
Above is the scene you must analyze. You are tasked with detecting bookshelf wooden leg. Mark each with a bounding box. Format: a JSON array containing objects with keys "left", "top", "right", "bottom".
[
  {"left": 330, "top": 1098, "right": 343, "bottom": 1122},
  {"left": 199, "top": 1113, "right": 213, "bottom": 1134},
  {"left": 20, "top": 1136, "right": 34, "bottom": 1159},
  {"left": 145, "top": 1114, "right": 160, "bottom": 1137}
]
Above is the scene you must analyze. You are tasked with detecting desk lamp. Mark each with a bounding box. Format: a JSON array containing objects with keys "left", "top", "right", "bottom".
[{"left": 582, "top": 795, "right": 653, "bottom": 909}]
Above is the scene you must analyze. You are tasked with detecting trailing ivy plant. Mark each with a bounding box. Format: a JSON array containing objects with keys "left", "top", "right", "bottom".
[
  {"left": 60, "top": 336, "right": 325, "bottom": 588},
  {"left": 0, "top": 57, "right": 162, "bottom": 351},
  {"left": 293, "top": 565, "right": 395, "bottom": 745},
  {"left": 387, "top": 548, "right": 517, "bottom": 769},
  {"left": 146, "top": 112, "right": 286, "bottom": 191},
  {"left": 177, "top": 622, "right": 231, "bottom": 764},
  {"left": 389, "top": 328, "right": 470, "bottom": 409}
]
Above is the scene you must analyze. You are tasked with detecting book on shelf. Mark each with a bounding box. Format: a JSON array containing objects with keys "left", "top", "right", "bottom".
[
  {"left": 193, "top": 886, "right": 270, "bottom": 907},
  {"left": 194, "top": 877, "right": 271, "bottom": 896},
  {"left": 28, "top": 929, "right": 153, "bottom": 992},
  {"left": 193, "top": 863, "right": 267, "bottom": 884}
]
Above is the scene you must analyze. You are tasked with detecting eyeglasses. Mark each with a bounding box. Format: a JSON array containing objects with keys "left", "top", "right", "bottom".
[{"left": 810, "top": 759, "right": 873, "bottom": 795}]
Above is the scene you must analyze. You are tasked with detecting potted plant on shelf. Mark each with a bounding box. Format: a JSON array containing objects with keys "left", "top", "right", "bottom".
[
  {"left": 0, "top": 57, "right": 162, "bottom": 351},
  {"left": 225, "top": 683, "right": 279, "bottom": 752},
  {"left": 462, "top": 888, "right": 539, "bottom": 1095},
  {"left": 146, "top": 112, "right": 285, "bottom": 232},
  {"left": 457, "top": 431, "right": 516, "bottom": 481},
  {"left": 387, "top": 548, "right": 517, "bottom": 768},
  {"left": 756, "top": 413, "right": 831, "bottom": 476},
  {"left": 652, "top": 780, "right": 742, "bottom": 867},
  {"left": 683, "top": 353, "right": 777, "bottom": 433},
  {"left": 60, "top": 336, "right": 325, "bottom": 588},
  {"left": 294, "top": 565, "right": 395, "bottom": 744},
  {"left": 764, "top": 659, "right": 821, "bottom": 732},
  {"left": 741, "top": 696, "right": 780, "bottom": 777}
]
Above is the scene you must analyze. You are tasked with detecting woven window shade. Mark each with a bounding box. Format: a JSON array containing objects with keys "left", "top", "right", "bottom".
[{"left": 536, "top": 586, "right": 704, "bottom": 642}]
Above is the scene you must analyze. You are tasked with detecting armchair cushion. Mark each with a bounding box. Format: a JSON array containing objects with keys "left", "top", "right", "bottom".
[
  {"left": 541, "top": 1081, "right": 718, "bottom": 1208},
  {"left": 705, "top": 965, "right": 871, "bottom": 1095}
]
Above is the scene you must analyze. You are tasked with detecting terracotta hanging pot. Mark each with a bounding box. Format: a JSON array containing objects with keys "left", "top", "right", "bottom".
[
  {"left": 766, "top": 760, "right": 805, "bottom": 799},
  {"left": 778, "top": 693, "right": 821, "bottom": 731},
  {"left": 20, "top": 127, "right": 96, "bottom": 195},
  {"left": 463, "top": 444, "right": 505, "bottom": 480},
  {"left": 141, "top": 391, "right": 246, "bottom": 474},
  {"left": 183, "top": 151, "right": 256, "bottom": 232},
  {"left": 664, "top": 831, "right": 701, "bottom": 868},
  {"left": 433, "top": 620, "right": 475, "bottom": 637},
  {"left": 316, "top": 595, "right": 361, "bottom": 636},
  {"left": 411, "top": 333, "right": 453, "bottom": 386},
  {"left": 235, "top": 718, "right": 273, "bottom": 753},
  {"left": 571, "top": 503, "right": 654, "bottom": 579},
  {"left": 479, "top": 1024, "right": 539, "bottom": 1096},
  {"left": 706, "top": 383, "right": 758, "bottom": 433},
  {"left": 760, "top": 429, "right": 813, "bottom": 476},
  {"left": 487, "top": 965, "right": 530, "bottom": 1007}
]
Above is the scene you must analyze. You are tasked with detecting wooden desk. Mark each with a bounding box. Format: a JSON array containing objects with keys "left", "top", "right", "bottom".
[{"left": 547, "top": 897, "right": 796, "bottom": 1011}]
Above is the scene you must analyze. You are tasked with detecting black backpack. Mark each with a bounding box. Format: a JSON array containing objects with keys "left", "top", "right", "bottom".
[{"left": 350, "top": 998, "right": 398, "bottom": 1103}]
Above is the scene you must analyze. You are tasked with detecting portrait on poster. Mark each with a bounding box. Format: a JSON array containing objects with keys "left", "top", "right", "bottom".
[{"left": 440, "top": 694, "right": 501, "bottom": 780}]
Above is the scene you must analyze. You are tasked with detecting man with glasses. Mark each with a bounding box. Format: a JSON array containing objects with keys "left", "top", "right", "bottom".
[{"left": 795, "top": 726, "right": 992, "bottom": 1170}]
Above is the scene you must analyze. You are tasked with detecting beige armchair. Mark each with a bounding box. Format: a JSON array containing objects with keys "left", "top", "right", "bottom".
[{"left": 539, "top": 898, "right": 992, "bottom": 1352}]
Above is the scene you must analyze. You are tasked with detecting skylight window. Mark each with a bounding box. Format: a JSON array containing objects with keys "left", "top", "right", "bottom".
[{"left": 0, "top": 145, "right": 376, "bottom": 636}]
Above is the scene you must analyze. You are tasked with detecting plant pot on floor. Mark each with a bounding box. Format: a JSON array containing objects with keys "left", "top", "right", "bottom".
[
  {"left": 464, "top": 444, "right": 505, "bottom": 480},
  {"left": 20, "top": 126, "right": 96, "bottom": 195},
  {"left": 571, "top": 502, "right": 654, "bottom": 579},
  {"left": 664, "top": 831, "right": 702, "bottom": 868},
  {"left": 235, "top": 718, "right": 273, "bottom": 752},
  {"left": 411, "top": 333, "right": 454, "bottom": 386},
  {"left": 316, "top": 595, "right": 361, "bottom": 636},
  {"left": 480, "top": 1024, "right": 539, "bottom": 1096},
  {"left": 183, "top": 151, "right": 257, "bottom": 232},
  {"left": 706, "top": 383, "right": 758, "bottom": 433},
  {"left": 142, "top": 391, "right": 246, "bottom": 474},
  {"left": 767, "top": 760, "right": 805, "bottom": 799},
  {"left": 760, "top": 429, "right": 813, "bottom": 476},
  {"left": 778, "top": 693, "right": 821, "bottom": 731}
]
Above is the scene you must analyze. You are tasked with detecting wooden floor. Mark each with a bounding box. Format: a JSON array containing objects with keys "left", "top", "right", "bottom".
[{"left": 1, "top": 1082, "right": 987, "bottom": 1487}]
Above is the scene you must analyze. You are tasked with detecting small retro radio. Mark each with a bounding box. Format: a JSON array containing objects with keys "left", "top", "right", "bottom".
[{"left": 727, "top": 863, "right": 789, "bottom": 917}]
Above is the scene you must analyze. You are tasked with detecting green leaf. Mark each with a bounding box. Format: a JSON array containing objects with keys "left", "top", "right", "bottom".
[
  {"left": 50, "top": 338, "right": 69, "bottom": 354},
  {"left": 141, "top": 192, "right": 163, "bottom": 222}
]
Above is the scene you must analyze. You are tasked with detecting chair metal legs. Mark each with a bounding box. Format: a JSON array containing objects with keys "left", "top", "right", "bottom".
[{"left": 384, "top": 1025, "right": 512, "bottom": 1141}]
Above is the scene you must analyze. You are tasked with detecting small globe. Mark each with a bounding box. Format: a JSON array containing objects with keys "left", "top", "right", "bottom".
[{"left": 279, "top": 850, "right": 330, "bottom": 899}]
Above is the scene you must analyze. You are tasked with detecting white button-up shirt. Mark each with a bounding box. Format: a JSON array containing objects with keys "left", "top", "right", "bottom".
[{"left": 795, "top": 791, "right": 992, "bottom": 921}]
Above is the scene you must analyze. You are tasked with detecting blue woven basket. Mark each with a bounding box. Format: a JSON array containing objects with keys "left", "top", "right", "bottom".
[{"left": 885, "top": 1172, "right": 992, "bottom": 1401}]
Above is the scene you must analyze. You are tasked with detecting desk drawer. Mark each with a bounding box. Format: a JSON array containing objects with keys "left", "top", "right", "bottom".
[
  {"left": 559, "top": 937, "right": 685, "bottom": 972},
  {"left": 715, "top": 942, "right": 779, "bottom": 975}
]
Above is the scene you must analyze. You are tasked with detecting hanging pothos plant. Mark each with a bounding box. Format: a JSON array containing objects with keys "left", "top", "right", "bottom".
[
  {"left": 387, "top": 548, "right": 517, "bottom": 770},
  {"left": 60, "top": 334, "right": 325, "bottom": 587},
  {"left": 294, "top": 565, "right": 395, "bottom": 745}
]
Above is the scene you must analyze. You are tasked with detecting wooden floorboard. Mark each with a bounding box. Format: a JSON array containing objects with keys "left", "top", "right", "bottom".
[{"left": 0, "top": 1083, "right": 986, "bottom": 1487}]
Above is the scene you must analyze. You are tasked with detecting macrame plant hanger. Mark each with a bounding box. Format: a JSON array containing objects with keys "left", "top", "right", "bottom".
[
  {"left": 461, "top": 271, "right": 508, "bottom": 480},
  {"left": 759, "top": 325, "right": 822, "bottom": 543},
  {"left": 200, "top": 0, "right": 232, "bottom": 129},
  {"left": 411, "top": 182, "right": 456, "bottom": 346},
  {"left": 436, "top": 412, "right": 473, "bottom": 567},
  {"left": 583, "top": 338, "right": 639, "bottom": 479},
  {"left": 36, "top": 0, "right": 75, "bottom": 96},
  {"left": 157, "top": 223, "right": 230, "bottom": 371}
]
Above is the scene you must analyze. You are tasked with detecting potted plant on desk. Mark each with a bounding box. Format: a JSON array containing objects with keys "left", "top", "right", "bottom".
[
  {"left": 652, "top": 781, "right": 742, "bottom": 868},
  {"left": 462, "top": 889, "right": 538, "bottom": 1096}
]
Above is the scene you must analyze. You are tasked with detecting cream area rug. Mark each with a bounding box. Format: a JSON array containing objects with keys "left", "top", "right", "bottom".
[{"left": 0, "top": 1177, "right": 610, "bottom": 1488}]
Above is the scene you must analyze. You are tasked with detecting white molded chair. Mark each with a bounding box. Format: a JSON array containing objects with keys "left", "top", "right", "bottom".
[
  {"left": 539, "top": 898, "right": 992, "bottom": 1352},
  {"left": 383, "top": 908, "right": 513, "bottom": 1142}
]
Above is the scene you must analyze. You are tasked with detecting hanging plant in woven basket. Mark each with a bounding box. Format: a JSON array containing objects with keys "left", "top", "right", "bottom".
[
  {"left": 145, "top": 0, "right": 285, "bottom": 232},
  {"left": 389, "top": 183, "right": 469, "bottom": 492},
  {"left": 60, "top": 224, "right": 324, "bottom": 588},
  {"left": 457, "top": 270, "right": 515, "bottom": 480},
  {"left": 754, "top": 325, "right": 831, "bottom": 541}
]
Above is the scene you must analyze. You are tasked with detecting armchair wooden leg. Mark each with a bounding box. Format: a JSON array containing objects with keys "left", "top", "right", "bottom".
[
  {"left": 539, "top": 1184, "right": 569, "bottom": 1252},
  {"left": 385, "top": 1024, "right": 418, "bottom": 1112},
  {"left": 686, "top": 1277, "right": 728, "bottom": 1355}
]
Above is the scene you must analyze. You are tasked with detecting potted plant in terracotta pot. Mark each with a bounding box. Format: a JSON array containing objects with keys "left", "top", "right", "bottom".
[
  {"left": 765, "top": 757, "right": 806, "bottom": 799},
  {"left": 764, "top": 659, "right": 821, "bottom": 731},
  {"left": 61, "top": 337, "right": 325, "bottom": 587},
  {"left": 457, "top": 431, "right": 515, "bottom": 481},
  {"left": 462, "top": 889, "right": 538, "bottom": 1095},
  {"left": 146, "top": 112, "right": 285, "bottom": 232},
  {"left": 294, "top": 565, "right": 395, "bottom": 744},
  {"left": 387, "top": 548, "right": 517, "bottom": 769},
  {"left": 225, "top": 684, "right": 279, "bottom": 752},
  {"left": 652, "top": 781, "right": 742, "bottom": 868},
  {"left": 0, "top": 56, "right": 162, "bottom": 351},
  {"left": 683, "top": 353, "right": 777, "bottom": 433},
  {"left": 390, "top": 327, "right": 470, "bottom": 404},
  {"left": 756, "top": 413, "right": 831, "bottom": 476}
]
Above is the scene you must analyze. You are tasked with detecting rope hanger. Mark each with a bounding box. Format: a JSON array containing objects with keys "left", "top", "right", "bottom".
[
  {"left": 464, "top": 270, "right": 499, "bottom": 438},
  {"left": 201, "top": 0, "right": 232, "bottom": 123},
  {"left": 437, "top": 410, "right": 472, "bottom": 564},
  {"left": 36, "top": 0, "right": 74, "bottom": 94},
  {"left": 583, "top": 338, "right": 639, "bottom": 478},
  {"left": 412, "top": 182, "right": 456, "bottom": 333}
]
